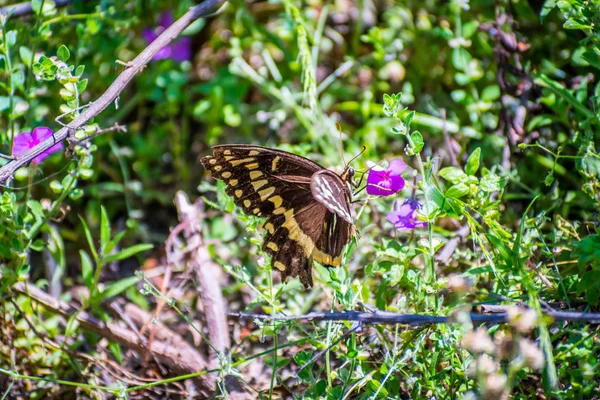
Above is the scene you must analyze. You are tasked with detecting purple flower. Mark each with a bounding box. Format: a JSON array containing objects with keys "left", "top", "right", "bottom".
[
  {"left": 12, "top": 127, "right": 63, "bottom": 164},
  {"left": 387, "top": 199, "right": 428, "bottom": 231},
  {"left": 366, "top": 159, "right": 407, "bottom": 196},
  {"left": 143, "top": 12, "right": 192, "bottom": 62}
]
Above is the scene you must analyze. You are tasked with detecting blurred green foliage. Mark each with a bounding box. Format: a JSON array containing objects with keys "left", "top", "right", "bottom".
[{"left": 0, "top": 0, "right": 599, "bottom": 398}]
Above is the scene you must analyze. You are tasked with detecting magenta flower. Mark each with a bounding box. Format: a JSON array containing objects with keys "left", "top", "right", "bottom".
[
  {"left": 366, "top": 159, "right": 407, "bottom": 196},
  {"left": 387, "top": 199, "right": 428, "bottom": 231},
  {"left": 143, "top": 12, "right": 192, "bottom": 62},
  {"left": 12, "top": 127, "right": 63, "bottom": 164}
]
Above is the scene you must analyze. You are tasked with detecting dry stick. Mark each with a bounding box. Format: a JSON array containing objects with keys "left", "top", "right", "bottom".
[
  {"left": 0, "top": 0, "right": 227, "bottom": 183},
  {"left": 0, "top": 0, "right": 90, "bottom": 18},
  {"left": 12, "top": 282, "right": 214, "bottom": 392},
  {"left": 230, "top": 308, "right": 600, "bottom": 325},
  {"left": 172, "top": 192, "right": 247, "bottom": 398}
]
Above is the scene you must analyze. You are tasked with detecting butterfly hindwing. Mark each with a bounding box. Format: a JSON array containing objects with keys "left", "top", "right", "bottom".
[{"left": 201, "top": 144, "right": 355, "bottom": 287}]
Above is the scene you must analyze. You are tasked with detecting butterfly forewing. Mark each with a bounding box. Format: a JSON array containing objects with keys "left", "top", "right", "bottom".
[{"left": 201, "top": 144, "right": 355, "bottom": 287}]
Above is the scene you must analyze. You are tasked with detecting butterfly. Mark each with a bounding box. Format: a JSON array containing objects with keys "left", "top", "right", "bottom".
[{"left": 201, "top": 145, "right": 356, "bottom": 287}]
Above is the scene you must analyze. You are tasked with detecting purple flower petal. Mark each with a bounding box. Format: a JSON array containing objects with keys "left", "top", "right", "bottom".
[
  {"left": 386, "top": 199, "right": 428, "bottom": 231},
  {"left": 31, "top": 126, "right": 54, "bottom": 142},
  {"left": 366, "top": 169, "right": 391, "bottom": 196},
  {"left": 144, "top": 12, "right": 191, "bottom": 62},
  {"left": 158, "top": 11, "right": 174, "bottom": 28},
  {"left": 12, "top": 132, "right": 33, "bottom": 156},
  {"left": 13, "top": 127, "right": 63, "bottom": 164},
  {"left": 388, "top": 174, "right": 405, "bottom": 193},
  {"left": 142, "top": 27, "right": 158, "bottom": 44},
  {"left": 171, "top": 37, "right": 192, "bottom": 62},
  {"left": 388, "top": 159, "right": 408, "bottom": 176},
  {"left": 366, "top": 160, "right": 406, "bottom": 196}
]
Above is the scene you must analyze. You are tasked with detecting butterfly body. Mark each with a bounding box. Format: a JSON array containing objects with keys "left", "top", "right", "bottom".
[{"left": 201, "top": 144, "right": 355, "bottom": 287}]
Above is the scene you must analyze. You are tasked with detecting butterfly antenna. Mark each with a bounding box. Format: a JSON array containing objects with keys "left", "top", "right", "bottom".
[
  {"left": 346, "top": 146, "right": 367, "bottom": 167},
  {"left": 336, "top": 122, "right": 347, "bottom": 166}
]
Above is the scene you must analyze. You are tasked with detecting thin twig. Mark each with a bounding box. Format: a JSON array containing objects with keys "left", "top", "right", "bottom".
[
  {"left": 0, "top": 0, "right": 227, "bottom": 183},
  {"left": 230, "top": 308, "right": 600, "bottom": 325},
  {"left": 0, "top": 0, "right": 90, "bottom": 19}
]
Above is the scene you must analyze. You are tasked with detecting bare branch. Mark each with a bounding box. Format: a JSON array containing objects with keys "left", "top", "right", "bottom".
[
  {"left": 0, "top": 0, "right": 227, "bottom": 183},
  {"left": 12, "top": 282, "right": 214, "bottom": 392},
  {"left": 0, "top": 0, "right": 90, "bottom": 19},
  {"left": 230, "top": 308, "right": 600, "bottom": 325}
]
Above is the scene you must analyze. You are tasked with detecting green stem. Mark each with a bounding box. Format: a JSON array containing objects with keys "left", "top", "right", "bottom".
[
  {"left": 1, "top": 20, "right": 16, "bottom": 144},
  {"left": 404, "top": 133, "right": 437, "bottom": 308}
]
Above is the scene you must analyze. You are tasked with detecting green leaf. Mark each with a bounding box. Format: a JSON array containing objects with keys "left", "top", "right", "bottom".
[
  {"left": 6, "top": 31, "right": 17, "bottom": 47},
  {"left": 57, "top": 45, "right": 70, "bottom": 62},
  {"left": 480, "top": 174, "right": 506, "bottom": 192},
  {"left": 481, "top": 85, "right": 500, "bottom": 102},
  {"left": 410, "top": 131, "right": 424, "bottom": 153},
  {"left": 80, "top": 250, "right": 94, "bottom": 288},
  {"left": 77, "top": 78, "right": 88, "bottom": 93},
  {"left": 30, "top": 239, "right": 45, "bottom": 252},
  {"left": 0, "top": 97, "right": 10, "bottom": 112},
  {"left": 100, "top": 206, "right": 110, "bottom": 254},
  {"left": 26, "top": 200, "right": 45, "bottom": 220},
  {"left": 563, "top": 19, "right": 592, "bottom": 30},
  {"left": 104, "top": 230, "right": 127, "bottom": 256},
  {"left": 103, "top": 244, "right": 153, "bottom": 263},
  {"left": 19, "top": 46, "right": 34, "bottom": 66},
  {"left": 574, "top": 235, "right": 600, "bottom": 269},
  {"left": 101, "top": 275, "right": 141, "bottom": 300},
  {"left": 438, "top": 167, "right": 467, "bottom": 183},
  {"left": 108, "top": 342, "right": 123, "bottom": 364},
  {"left": 79, "top": 215, "right": 98, "bottom": 262},
  {"left": 445, "top": 183, "right": 469, "bottom": 199},
  {"left": 465, "top": 147, "right": 481, "bottom": 176},
  {"left": 485, "top": 233, "right": 513, "bottom": 268},
  {"left": 535, "top": 74, "right": 594, "bottom": 119}
]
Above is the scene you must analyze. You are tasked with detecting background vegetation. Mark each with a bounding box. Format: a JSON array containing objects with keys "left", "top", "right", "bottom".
[{"left": 0, "top": 0, "right": 599, "bottom": 398}]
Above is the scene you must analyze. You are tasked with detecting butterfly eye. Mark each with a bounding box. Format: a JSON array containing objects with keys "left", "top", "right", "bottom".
[{"left": 348, "top": 168, "right": 355, "bottom": 178}]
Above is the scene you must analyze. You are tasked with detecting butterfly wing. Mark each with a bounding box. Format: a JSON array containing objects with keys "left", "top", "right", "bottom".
[
  {"left": 201, "top": 145, "right": 331, "bottom": 287},
  {"left": 310, "top": 170, "right": 355, "bottom": 267}
]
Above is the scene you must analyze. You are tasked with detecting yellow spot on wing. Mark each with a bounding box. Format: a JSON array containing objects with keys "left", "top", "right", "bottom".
[
  {"left": 249, "top": 150, "right": 260, "bottom": 156},
  {"left": 312, "top": 248, "right": 342, "bottom": 266},
  {"left": 252, "top": 180, "right": 268, "bottom": 191},
  {"left": 230, "top": 157, "right": 255, "bottom": 166},
  {"left": 223, "top": 150, "right": 232, "bottom": 155},
  {"left": 259, "top": 187, "right": 275, "bottom": 200},
  {"left": 214, "top": 165, "right": 222, "bottom": 171},
  {"left": 230, "top": 179, "right": 238, "bottom": 186},
  {"left": 250, "top": 171, "right": 263, "bottom": 180},
  {"left": 265, "top": 223, "right": 275, "bottom": 233},
  {"left": 272, "top": 156, "right": 280, "bottom": 171},
  {"left": 235, "top": 190, "right": 243, "bottom": 198},
  {"left": 274, "top": 261, "right": 286, "bottom": 271},
  {"left": 253, "top": 207, "right": 261, "bottom": 215},
  {"left": 246, "top": 162, "right": 259, "bottom": 170},
  {"left": 269, "top": 196, "right": 283, "bottom": 208},
  {"left": 222, "top": 171, "right": 231, "bottom": 178},
  {"left": 282, "top": 209, "right": 315, "bottom": 256},
  {"left": 273, "top": 207, "right": 286, "bottom": 215},
  {"left": 225, "top": 156, "right": 234, "bottom": 161},
  {"left": 267, "top": 242, "right": 279, "bottom": 251},
  {"left": 209, "top": 158, "right": 217, "bottom": 165},
  {"left": 244, "top": 200, "right": 251, "bottom": 208}
]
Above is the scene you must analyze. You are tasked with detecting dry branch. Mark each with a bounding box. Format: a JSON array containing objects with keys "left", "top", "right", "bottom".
[
  {"left": 230, "top": 308, "right": 600, "bottom": 325},
  {"left": 0, "top": 0, "right": 227, "bottom": 183},
  {"left": 0, "top": 0, "right": 89, "bottom": 19},
  {"left": 172, "top": 191, "right": 247, "bottom": 397},
  {"left": 12, "top": 282, "right": 214, "bottom": 392}
]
